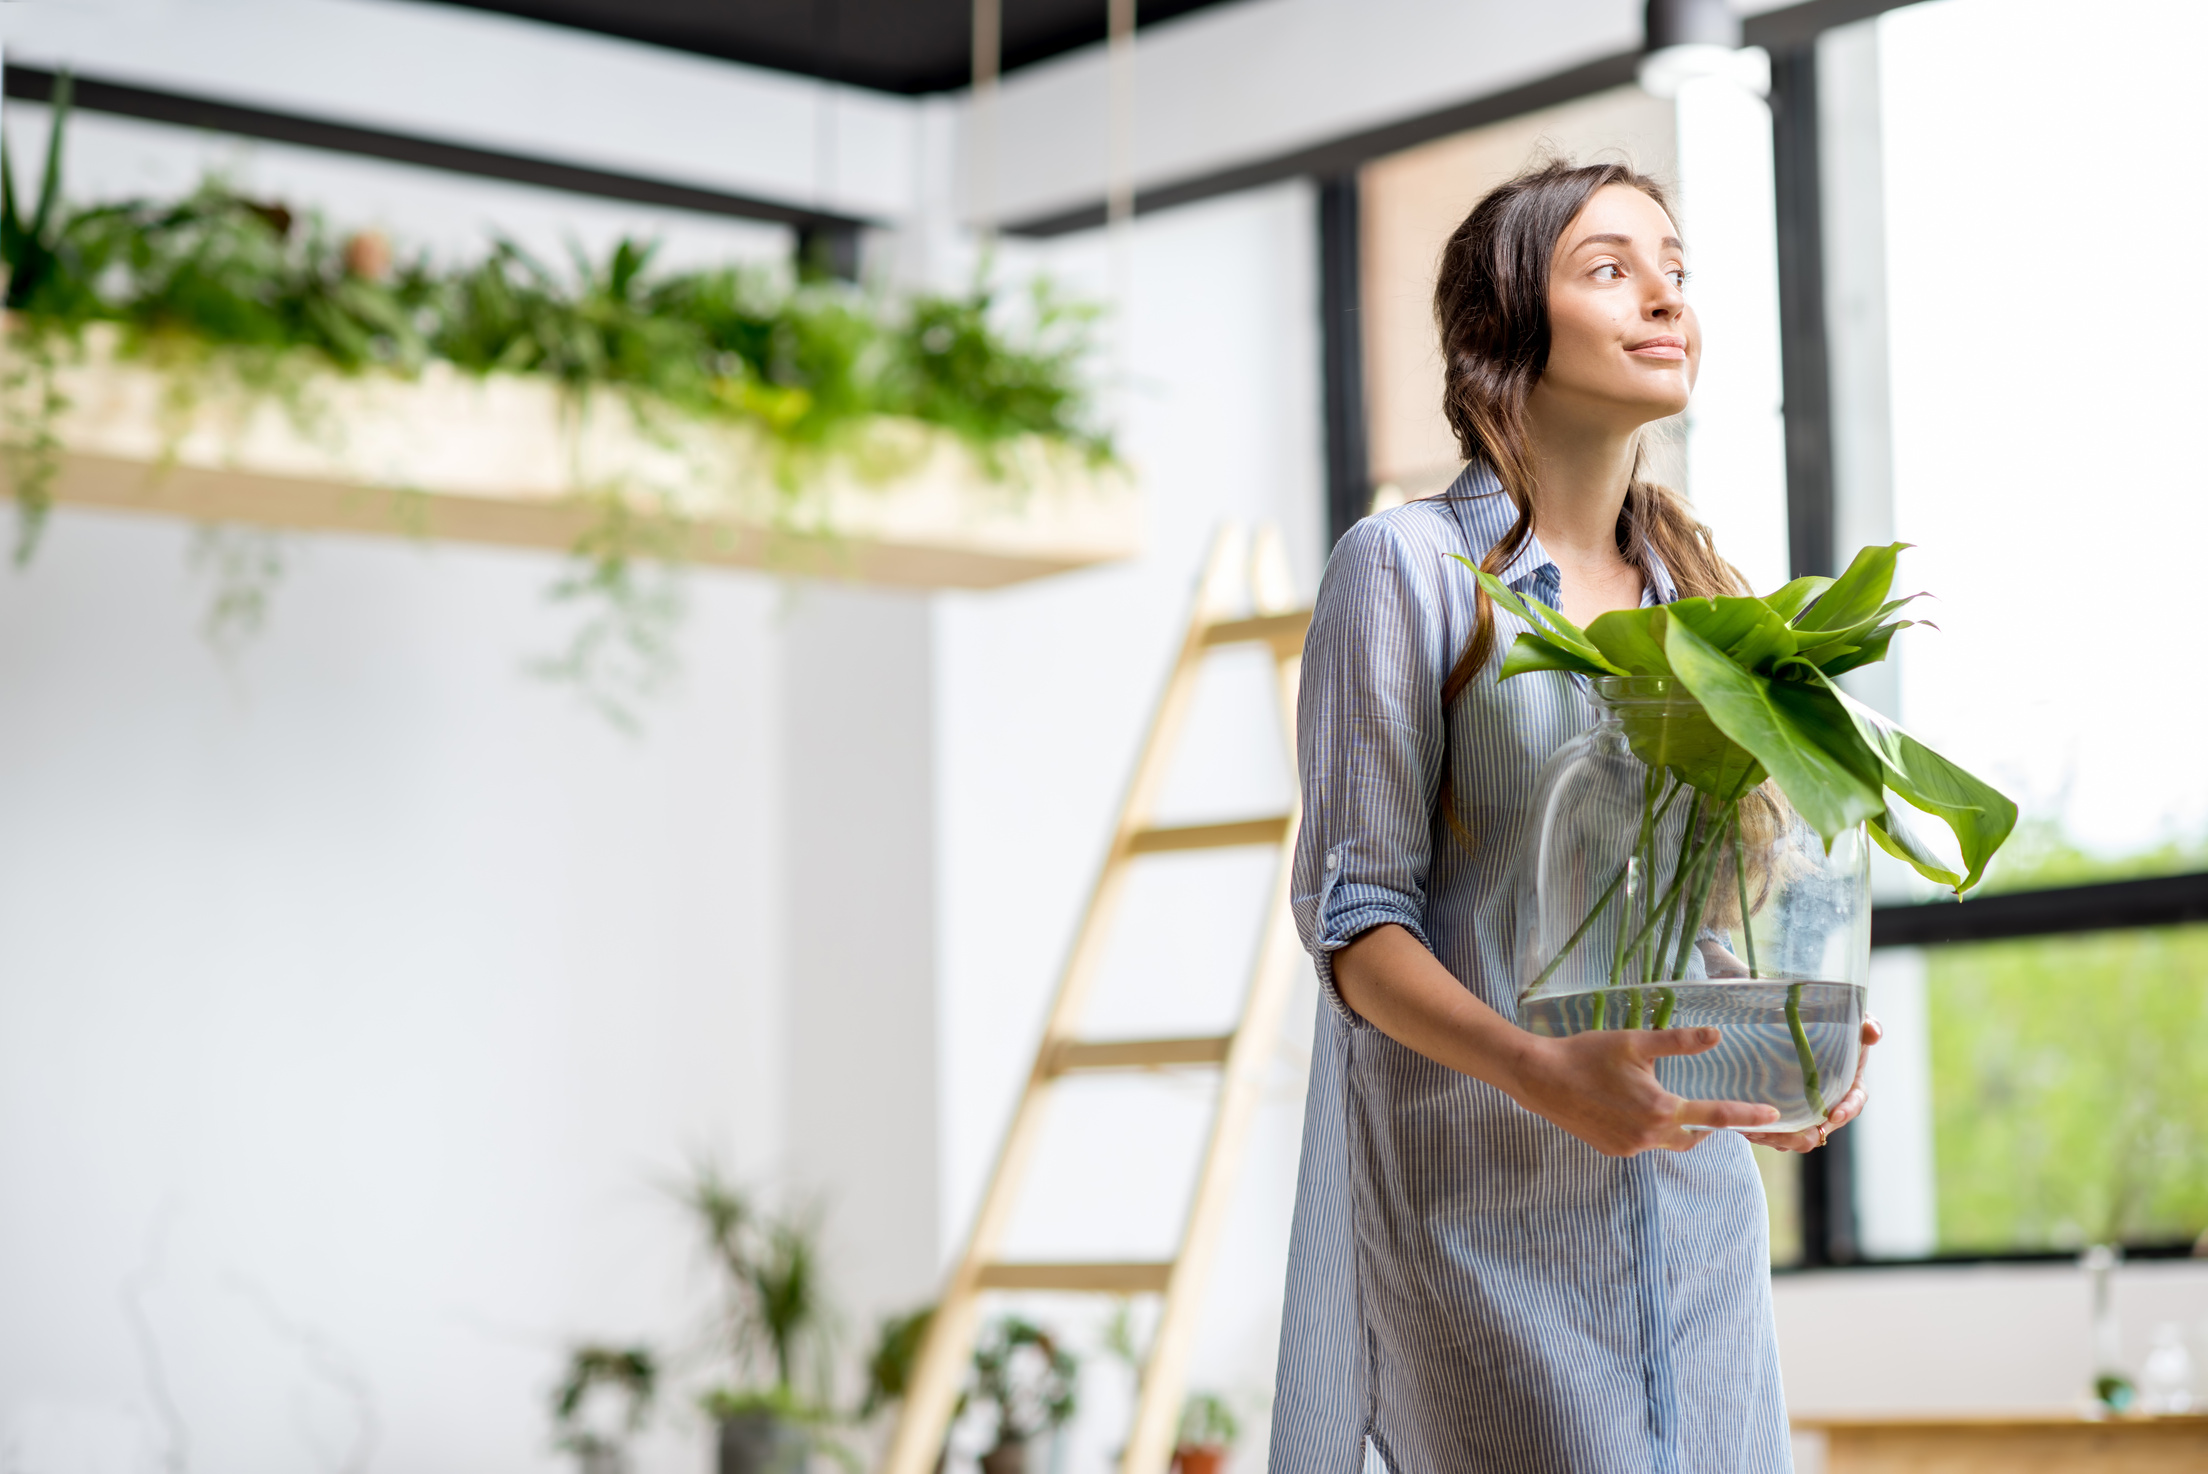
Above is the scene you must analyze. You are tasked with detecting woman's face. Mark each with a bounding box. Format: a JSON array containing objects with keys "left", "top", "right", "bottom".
[{"left": 1535, "top": 183, "right": 1698, "bottom": 426}]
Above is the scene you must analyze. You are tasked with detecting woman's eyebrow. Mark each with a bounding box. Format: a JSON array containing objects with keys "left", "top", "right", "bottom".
[{"left": 1572, "top": 232, "right": 1688, "bottom": 252}]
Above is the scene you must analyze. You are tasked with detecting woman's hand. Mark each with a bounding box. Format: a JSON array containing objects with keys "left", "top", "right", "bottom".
[
  {"left": 1503, "top": 1028, "right": 1781, "bottom": 1157},
  {"left": 1743, "top": 1014, "right": 1884, "bottom": 1154}
]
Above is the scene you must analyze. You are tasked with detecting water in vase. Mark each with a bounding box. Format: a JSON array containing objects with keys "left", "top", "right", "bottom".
[{"left": 1518, "top": 980, "right": 1864, "bottom": 1133}]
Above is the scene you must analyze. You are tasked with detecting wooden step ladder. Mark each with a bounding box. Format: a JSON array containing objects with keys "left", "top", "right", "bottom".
[{"left": 882, "top": 525, "right": 1312, "bottom": 1474}]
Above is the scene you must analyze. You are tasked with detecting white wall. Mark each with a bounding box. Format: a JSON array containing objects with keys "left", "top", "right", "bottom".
[
  {"left": 932, "top": 180, "right": 1325, "bottom": 1472},
  {"left": 0, "top": 510, "right": 785, "bottom": 1474},
  {"left": 1777, "top": 1258, "right": 2208, "bottom": 1417}
]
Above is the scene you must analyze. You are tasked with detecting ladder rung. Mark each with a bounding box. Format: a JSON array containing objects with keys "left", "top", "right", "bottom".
[
  {"left": 1201, "top": 609, "right": 1311, "bottom": 652},
  {"left": 1048, "top": 1034, "right": 1234, "bottom": 1074},
  {"left": 1126, "top": 815, "right": 1291, "bottom": 854},
  {"left": 976, "top": 1261, "right": 1174, "bottom": 1293}
]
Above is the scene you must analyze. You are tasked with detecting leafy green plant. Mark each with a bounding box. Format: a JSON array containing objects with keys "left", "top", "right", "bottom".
[
  {"left": 552, "top": 1343, "right": 657, "bottom": 1470},
  {"left": 970, "top": 1315, "right": 1077, "bottom": 1457},
  {"left": 0, "top": 79, "right": 1114, "bottom": 717},
  {"left": 1464, "top": 543, "right": 2017, "bottom": 1103},
  {"left": 680, "top": 1166, "right": 836, "bottom": 1424},
  {"left": 859, "top": 1305, "right": 939, "bottom": 1420},
  {"left": 1177, "top": 1391, "right": 1239, "bottom": 1449}
]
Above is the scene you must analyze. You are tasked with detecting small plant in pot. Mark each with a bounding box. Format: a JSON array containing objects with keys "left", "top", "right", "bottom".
[
  {"left": 1172, "top": 1392, "right": 1240, "bottom": 1474},
  {"left": 552, "top": 1344, "right": 657, "bottom": 1474},
  {"left": 683, "top": 1165, "right": 838, "bottom": 1474},
  {"left": 970, "top": 1315, "right": 1077, "bottom": 1474}
]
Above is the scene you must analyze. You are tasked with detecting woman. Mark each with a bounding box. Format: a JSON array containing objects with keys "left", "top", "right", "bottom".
[{"left": 1270, "top": 161, "right": 1879, "bottom": 1473}]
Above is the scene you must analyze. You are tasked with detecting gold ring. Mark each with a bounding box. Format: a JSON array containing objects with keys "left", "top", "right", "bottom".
[{"left": 1814, "top": 1123, "right": 1829, "bottom": 1150}]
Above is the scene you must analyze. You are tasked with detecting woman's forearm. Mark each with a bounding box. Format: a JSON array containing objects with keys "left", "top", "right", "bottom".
[
  {"left": 1333, "top": 923, "right": 1539, "bottom": 1097},
  {"left": 1332, "top": 922, "right": 1779, "bottom": 1154}
]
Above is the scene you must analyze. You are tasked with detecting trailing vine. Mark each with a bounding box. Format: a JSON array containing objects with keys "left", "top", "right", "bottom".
[{"left": 0, "top": 78, "right": 1114, "bottom": 722}]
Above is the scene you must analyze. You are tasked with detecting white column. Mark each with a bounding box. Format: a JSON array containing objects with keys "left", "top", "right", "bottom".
[
  {"left": 1817, "top": 16, "right": 1939, "bottom": 1258},
  {"left": 782, "top": 588, "right": 945, "bottom": 1341},
  {"left": 1821, "top": 17, "right": 1901, "bottom": 720},
  {"left": 1650, "top": 47, "right": 1791, "bottom": 596},
  {"left": 1856, "top": 947, "right": 1938, "bottom": 1258}
]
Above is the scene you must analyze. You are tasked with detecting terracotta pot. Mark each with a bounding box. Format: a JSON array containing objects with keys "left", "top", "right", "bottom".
[
  {"left": 978, "top": 1439, "right": 1028, "bottom": 1474},
  {"left": 1172, "top": 1444, "right": 1228, "bottom": 1474}
]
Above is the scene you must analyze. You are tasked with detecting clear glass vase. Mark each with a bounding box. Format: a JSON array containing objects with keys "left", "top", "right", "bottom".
[{"left": 1515, "top": 677, "right": 1870, "bottom": 1131}]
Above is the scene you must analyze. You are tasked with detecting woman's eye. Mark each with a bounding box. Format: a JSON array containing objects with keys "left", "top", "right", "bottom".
[
  {"left": 1667, "top": 268, "right": 1690, "bottom": 287},
  {"left": 1593, "top": 263, "right": 1622, "bottom": 281}
]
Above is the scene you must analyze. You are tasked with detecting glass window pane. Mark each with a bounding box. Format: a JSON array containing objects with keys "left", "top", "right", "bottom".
[
  {"left": 1927, "top": 926, "right": 2208, "bottom": 1254},
  {"left": 1880, "top": 0, "right": 2208, "bottom": 866}
]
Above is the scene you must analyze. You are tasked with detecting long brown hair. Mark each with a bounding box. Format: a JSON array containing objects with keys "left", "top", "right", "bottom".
[{"left": 1432, "top": 160, "right": 1747, "bottom": 832}]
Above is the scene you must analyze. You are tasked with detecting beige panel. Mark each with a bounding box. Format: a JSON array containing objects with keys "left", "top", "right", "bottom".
[
  {"left": 1360, "top": 85, "right": 1678, "bottom": 495},
  {"left": 14, "top": 329, "right": 1142, "bottom": 591},
  {"left": 1797, "top": 1415, "right": 2208, "bottom": 1474}
]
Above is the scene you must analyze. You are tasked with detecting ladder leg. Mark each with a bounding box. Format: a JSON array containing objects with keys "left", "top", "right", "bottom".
[{"left": 880, "top": 527, "right": 1258, "bottom": 1474}]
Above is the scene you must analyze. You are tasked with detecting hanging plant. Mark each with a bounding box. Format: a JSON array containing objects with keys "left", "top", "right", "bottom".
[{"left": 0, "top": 77, "right": 1116, "bottom": 722}]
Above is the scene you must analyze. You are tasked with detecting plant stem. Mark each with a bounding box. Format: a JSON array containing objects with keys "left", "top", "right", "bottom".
[
  {"left": 1668, "top": 799, "right": 1735, "bottom": 983},
  {"left": 1527, "top": 776, "right": 1682, "bottom": 1001},
  {"left": 1647, "top": 791, "right": 1709, "bottom": 981},
  {"left": 1733, "top": 808, "right": 1759, "bottom": 980},
  {"left": 1786, "top": 982, "right": 1827, "bottom": 1118},
  {"left": 1652, "top": 987, "right": 1676, "bottom": 1028}
]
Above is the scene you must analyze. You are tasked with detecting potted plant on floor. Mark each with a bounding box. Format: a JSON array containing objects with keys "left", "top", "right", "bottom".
[
  {"left": 682, "top": 1166, "right": 837, "bottom": 1474},
  {"left": 969, "top": 1315, "right": 1077, "bottom": 1474},
  {"left": 1465, "top": 543, "right": 2015, "bottom": 1126},
  {"left": 1171, "top": 1392, "right": 1240, "bottom": 1474},
  {"left": 552, "top": 1343, "right": 657, "bottom": 1474}
]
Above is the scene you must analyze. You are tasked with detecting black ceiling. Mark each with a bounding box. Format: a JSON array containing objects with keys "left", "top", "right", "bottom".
[{"left": 420, "top": 0, "right": 1241, "bottom": 95}]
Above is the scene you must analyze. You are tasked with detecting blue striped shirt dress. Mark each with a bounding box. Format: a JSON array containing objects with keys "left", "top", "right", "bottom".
[{"left": 1269, "top": 466, "right": 1792, "bottom": 1474}]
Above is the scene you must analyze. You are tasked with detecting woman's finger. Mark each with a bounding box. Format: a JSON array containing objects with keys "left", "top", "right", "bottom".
[
  {"left": 1637, "top": 1026, "right": 1723, "bottom": 1060},
  {"left": 1674, "top": 1098, "right": 1781, "bottom": 1133}
]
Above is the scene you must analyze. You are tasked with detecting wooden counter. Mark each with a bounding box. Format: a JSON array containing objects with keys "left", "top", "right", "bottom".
[{"left": 1793, "top": 1413, "right": 2208, "bottom": 1473}]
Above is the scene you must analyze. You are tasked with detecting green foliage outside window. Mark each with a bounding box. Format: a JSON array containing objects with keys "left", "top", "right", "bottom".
[
  {"left": 1929, "top": 927, "right": 2208, "bottom": 1253},
  {"left": 1928, "top": 825, "right": 2208, "bottom": 1253}
]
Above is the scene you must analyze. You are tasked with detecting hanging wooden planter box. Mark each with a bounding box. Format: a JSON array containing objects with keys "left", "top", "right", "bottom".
[{"left": 22, "top": 333, "right": 1141, "bottom": 589}]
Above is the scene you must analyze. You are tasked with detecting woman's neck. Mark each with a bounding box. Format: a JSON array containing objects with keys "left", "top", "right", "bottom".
[
  {"left": 1520, "top": 395, "right": 1644, "bottom": 622},
  {"left": 1522, "top": 415, "right": 1638, "bottom": 564}
]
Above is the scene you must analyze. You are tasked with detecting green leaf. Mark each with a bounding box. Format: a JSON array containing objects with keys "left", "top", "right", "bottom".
[
  {"left": 1814, "top": 621, "right": 1916, "bottom": 677},
  {"left": 1867, "top": 799, "right": 1965, "bottom": 892},
  {"left": 1585, "top": 605, "right": 1674, "bottom": 679},
  {"left": 1498, "top": 633, "right": 1616, "bottom": 680},
  {"left": 1663, "top": 617, "right": 1886, "bottom": 839},
  {"left": 1795, "top": 541, "right": 1910, "bottom": 632},
  {"left": 1814, "top": 676, "right": 2018, "bottom": 892},
  {"left": 1765, "top": 575, "right": 1834, "bottom": 622},
  {"left": 1613, "top": 687, "right": 1765, "bottom": 794},
  {"left": 1669, "top": 595, "right": 1799, "bottom": 673},
  {"left": 1451, "top": 555, "right": 1626, "bottom": 676}
]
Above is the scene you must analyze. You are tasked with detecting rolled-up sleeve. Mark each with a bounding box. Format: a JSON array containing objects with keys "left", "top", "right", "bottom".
[{"left": 1293, "top": 516, "right": 1456, "bottom": 1026}]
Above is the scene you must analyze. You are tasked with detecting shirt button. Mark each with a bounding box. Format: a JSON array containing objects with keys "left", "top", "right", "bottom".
[{"left": 1325, "top": 853, "right": 1339, "bottom": 870}]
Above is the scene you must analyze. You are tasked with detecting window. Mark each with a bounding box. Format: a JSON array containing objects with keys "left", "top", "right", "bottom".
[{"left": 1843, "top": 0, "right": 2208, "bottom": 1260}]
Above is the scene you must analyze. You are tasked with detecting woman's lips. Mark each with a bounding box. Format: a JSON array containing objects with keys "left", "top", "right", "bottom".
[{"left": 1628, "top": 337, "right": 1688, "bottom": 360}]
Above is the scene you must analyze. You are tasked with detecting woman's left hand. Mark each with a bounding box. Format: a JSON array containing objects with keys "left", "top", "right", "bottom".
[{"left": 1744, "top": 1014, "right": 1883, "bottom": 1154}]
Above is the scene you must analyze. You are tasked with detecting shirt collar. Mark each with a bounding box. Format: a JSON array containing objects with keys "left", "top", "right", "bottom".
[{"left": 1439, "top": 460, "right": 1681, "bottom": 608}]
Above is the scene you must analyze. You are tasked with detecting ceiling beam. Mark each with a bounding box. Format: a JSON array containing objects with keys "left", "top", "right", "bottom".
[{"left": 2, "top": 64, "right": 875, "bottom": 235}]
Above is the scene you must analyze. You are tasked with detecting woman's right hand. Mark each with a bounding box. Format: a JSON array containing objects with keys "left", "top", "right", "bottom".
[{"left": 1503, "top": 1027, "right": 1781, "bottom": 1156}]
